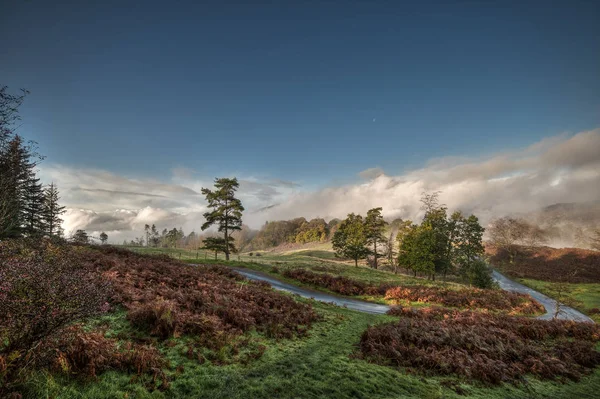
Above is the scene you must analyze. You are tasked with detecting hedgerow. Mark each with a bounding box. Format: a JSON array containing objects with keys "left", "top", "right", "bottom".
[
  {"left": 357, "top": 307, "right": 600, "bottom": 384},
  {"left": 282, "top": 268, "right": 542, "bottom": 314}
]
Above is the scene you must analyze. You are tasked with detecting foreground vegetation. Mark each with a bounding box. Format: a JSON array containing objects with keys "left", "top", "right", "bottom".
[
  {"left": 361, "top": 306, "right": 600, "bottom": 385},
  {"left": 2, "top": 242, "right": 600, "bottom": 398}
]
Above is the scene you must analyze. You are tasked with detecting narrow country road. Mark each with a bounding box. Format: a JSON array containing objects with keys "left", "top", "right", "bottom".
[
  {"left": 491, "top": 270, "right": 594, "bottom": 322},
  {"left": 232, "top": 268, "right": 390, "bottom": 314},
  {"left": 213, "top": 266, "right": 594, "bottom": 322}
]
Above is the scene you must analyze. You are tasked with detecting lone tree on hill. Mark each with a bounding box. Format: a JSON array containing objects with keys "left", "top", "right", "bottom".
[
  {"left": 332, "top": 213, "right": 369, "bottom": 267},
  {"left": 99, "top": 231, "right": 108, "bottom": 244},
  {"left": 201, "top": 177, "right": 244, "bottom": 261},
  {"left": 364, "top": 207, "right": 387, "bottom": 269}
]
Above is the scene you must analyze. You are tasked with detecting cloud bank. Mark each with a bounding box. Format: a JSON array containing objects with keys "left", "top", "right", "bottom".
[{"left": 39, "top": 129, "right": 600, "bottom": 243}]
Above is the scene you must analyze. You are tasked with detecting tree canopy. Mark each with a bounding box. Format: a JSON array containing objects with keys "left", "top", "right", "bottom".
[{"left": 332, "top": 213, "right": 369, "bottom": 267}]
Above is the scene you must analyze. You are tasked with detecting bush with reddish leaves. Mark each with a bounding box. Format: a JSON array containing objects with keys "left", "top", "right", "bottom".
[
  {"left": 384, "top": 285, "right": 544, "bottom": 314},
  {"left": 357, "top": 307, "right": 600, "bottom": 384},
  {"left": 82, "top": 247, "right": 321, "bottom": 343},
  {"left": 281, "top": 268, "right": 542, "bottom": 314}
]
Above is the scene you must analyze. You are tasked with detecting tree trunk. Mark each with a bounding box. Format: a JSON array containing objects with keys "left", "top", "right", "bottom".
[
  {"left": 354, "top": 258, "right": 358, "bottom": 267},
  {"left": 214, "top": 251, "right": 217, "bottom": 260},
  {"left": 373, "top": 240, "right": 378, "bottom": 269}
]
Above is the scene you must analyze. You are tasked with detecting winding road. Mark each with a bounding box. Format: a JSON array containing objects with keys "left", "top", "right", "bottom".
[
  {"left": 491, "top": 270, "right": 593, "bottom": 322},
  {"left": 224, "top": 267, "right": 594, "bottom": 322}
]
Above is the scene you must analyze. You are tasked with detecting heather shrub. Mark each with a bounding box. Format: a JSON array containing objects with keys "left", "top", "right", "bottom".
[
  {"left": 384, "top": 285, "right": 543, "bottom": 314},
  {"left": 360, "top": 307, "right": 600, "bottom": 384},
  {"left": 84, "top": 246, "right": 321, "bottom": 343}
]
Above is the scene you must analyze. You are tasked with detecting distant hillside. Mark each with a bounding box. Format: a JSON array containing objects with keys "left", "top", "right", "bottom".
[
  {"left": 518, "top": 201, "right": 600, "bottom": 248},
  {"left": 487, "top": 244, "right": 600, "bottom": 283}
]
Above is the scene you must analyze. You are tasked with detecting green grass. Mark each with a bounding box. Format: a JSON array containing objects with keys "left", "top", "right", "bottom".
[
  {"left": 126, "top": 245, "right": 459, "bottom": 288},
  {"left": 23, "top": 298, "right": 600, "bottom": 399},
  {"left": 517, "top": 278, "right": 600, "bottom": 323}
]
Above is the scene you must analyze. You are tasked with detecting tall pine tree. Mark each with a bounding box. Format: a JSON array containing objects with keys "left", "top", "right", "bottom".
[
  {"left": 21, "top": 170, "right": 45, "bottom": 235},
  {"left": 201, "top": 177, "right": 244, "bottom": 261},
  {"left": 43, "top": 182, "right": 66, "bottom": 237}
]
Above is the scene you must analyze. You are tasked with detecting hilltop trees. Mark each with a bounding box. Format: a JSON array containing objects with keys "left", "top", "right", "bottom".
[
  {"left": 100, "top": 232, "right": 108, "bottom": 244},
  {"left": 201, "top": 178, "right": 244, "bottom": 260},
  {"left": 332, "top": 213, "right": 369, "bottom": 267}
]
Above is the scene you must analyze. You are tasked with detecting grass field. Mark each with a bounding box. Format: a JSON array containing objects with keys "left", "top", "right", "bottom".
[
  {"left": 25, "top": 300, "right": 600, "bottom": 399},
  {"left": 9, "top": 244, "right": 599, "bottom": 399}
]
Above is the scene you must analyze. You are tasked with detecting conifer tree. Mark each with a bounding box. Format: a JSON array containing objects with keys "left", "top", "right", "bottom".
[
  {"left": 21, "top": 170, "right": 45, "bottom": 235},
  {"left": 201, "top": 178, "right": 244, "bottom": 261},
  {"left": 42, "top": 182, "right": 66, "bottom": 237}
]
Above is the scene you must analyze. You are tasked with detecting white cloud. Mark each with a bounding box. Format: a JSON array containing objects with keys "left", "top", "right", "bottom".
[{"left": 39, "top": 129, "right": 600, "bottom": 244}]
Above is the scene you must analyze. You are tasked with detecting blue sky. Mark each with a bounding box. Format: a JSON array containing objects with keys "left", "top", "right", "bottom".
[
  {"left": 2, "top": 1, "right": 599, "bottom": 239},
  {"left": 2, "top": 0, "right": 599, "bottom": 184}
]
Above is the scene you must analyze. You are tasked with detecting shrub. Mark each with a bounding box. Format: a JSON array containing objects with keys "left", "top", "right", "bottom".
[
  {"left": 85, "top": 246, "right": 321, "bottom": 342},
  {"left": 0, "top": 240, "right": 111, "bottom": 353},
  {"left": 359, "top": 307, "right": 600, "bottom": 384},
  {"left": 384, "top": 285, "right": 543, "bottom": 314}
]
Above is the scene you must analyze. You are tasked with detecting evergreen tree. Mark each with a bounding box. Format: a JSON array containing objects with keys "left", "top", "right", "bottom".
[
  {"left": 42, "top": 182, "right": 66, "bottom": 236},
  {"left": 201, "top": 177, "right": 244, "bottom": 261},
  {"left": 332, "top": 213, "right": 369, "bottom": 267},
  {"left": 100, "top": 232, "right": 108, "bottom": 244},
  {"left": 21, "top": 171, "right": 45, "bottom": 235},
  {"left": 364, "top": 207, "right": 387, "bottom": 269}
]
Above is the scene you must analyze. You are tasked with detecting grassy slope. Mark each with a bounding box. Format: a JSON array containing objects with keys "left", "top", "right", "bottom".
[{"left": 26, "top": 299, "right": 600, "bottom": 399}]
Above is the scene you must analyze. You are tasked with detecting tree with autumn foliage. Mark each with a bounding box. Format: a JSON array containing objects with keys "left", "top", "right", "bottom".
[{"left": 201, "top": 178, "right": 244, "bottom": 261}]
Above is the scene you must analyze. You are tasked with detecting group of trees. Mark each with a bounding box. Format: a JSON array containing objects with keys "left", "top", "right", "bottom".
[
  {"left": 332, "top": 193, "right": 491, "bottom": 287},
  {"left": 248, "top": 217, "right": 334, "bottom": 250},
  {"left": 0, "top": 87, "right": 66, "bottom": 239},
  {"left": 487, "top": 216, "right": 549, "bottom": 261},
  {"left": 397, "top": 194, "right": 488, "bottom": 286},
  {"left": 332, "top": 208, "right": 388, "bottom": 269}
]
